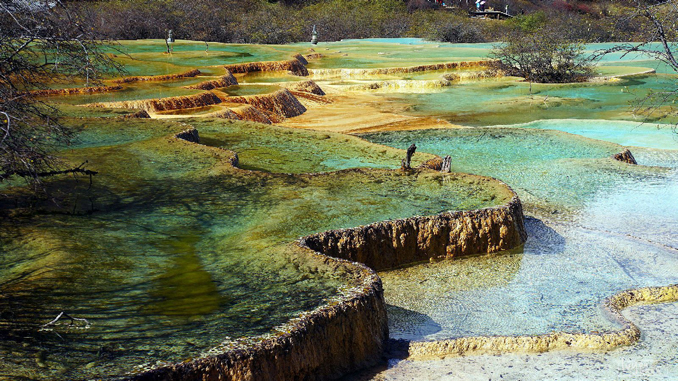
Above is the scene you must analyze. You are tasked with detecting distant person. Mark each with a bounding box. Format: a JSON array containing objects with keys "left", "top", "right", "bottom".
[{"left": 475, "top": 0, "right": 481, "bottom": 10}]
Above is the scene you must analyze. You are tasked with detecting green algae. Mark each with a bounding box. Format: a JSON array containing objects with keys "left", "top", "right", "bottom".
[{"left": 188, "top": 118, "right": 439, "bottom": 173}]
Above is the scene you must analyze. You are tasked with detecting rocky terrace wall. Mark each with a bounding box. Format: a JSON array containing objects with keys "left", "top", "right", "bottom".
[
  {"left": 86, "top": 91, "right": 223, "bottom": 112},
  {"left": 227, "top": 89, "right": 307, "bottom": 121},
  {"left": 301, "top": 194, "right": 527, "bottom": 271}
]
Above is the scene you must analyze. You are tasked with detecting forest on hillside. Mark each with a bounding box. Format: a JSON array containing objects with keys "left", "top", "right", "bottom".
[{"left": 54, "top": 0, "right": 663, "bottom": 44}]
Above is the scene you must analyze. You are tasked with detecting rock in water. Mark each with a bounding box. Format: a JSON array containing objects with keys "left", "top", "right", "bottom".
[
  {"left": 441, "top": 155, "right": 452, "bottom": 173},
  {"left": 612, "top": 149, "right": 637, "bottom": 165},
  {"left": 401, "top": 143, "right": 417, "bottom": 170}
]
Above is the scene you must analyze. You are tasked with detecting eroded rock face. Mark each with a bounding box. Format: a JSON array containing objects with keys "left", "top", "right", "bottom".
[
  {"left": 612, "top": 149, "right": 637, "bottom": 165},
  {"left": 175, "top": 128, "right": 200, "bottom": 143},
  {"left": 227, "top": 89, "right": 307, "bottom": 121},
  {"left": 301, "top": 196, "right": 527, "bottom": 271},
  {"left": 224, "top": 59, "right": 309, "bottom": 76},
  {"left": 129, "top": 255, "right": 388, "bottom": 381}
]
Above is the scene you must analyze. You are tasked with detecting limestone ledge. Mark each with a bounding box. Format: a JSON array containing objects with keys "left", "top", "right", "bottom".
[
  {"left": 407, "top": 284, "right": 678, "bottom": 359},
  {"left": 224, "top": 58, "right": 309, "bottom": 77}
]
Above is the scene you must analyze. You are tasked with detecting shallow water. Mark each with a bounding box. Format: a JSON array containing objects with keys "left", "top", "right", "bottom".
[
  {"left": 383, "top": 73, "right": 678, "bottom": 126},
  {"left": 0, "top": 117, "right": 507, "bottom": 380},
  {"left": 362, "top": 124, "right": 678, "bottom": 351},
  {"left": 354, "top": 301, "right": 678, "bottom": 380}
]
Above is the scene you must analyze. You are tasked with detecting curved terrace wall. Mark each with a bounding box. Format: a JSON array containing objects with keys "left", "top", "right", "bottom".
[
  {"left": 300, "top": 192, "right": 527, "bottom": 271},
  {"left": 406, "top": 284, "right": 678, "bottom": 360}
]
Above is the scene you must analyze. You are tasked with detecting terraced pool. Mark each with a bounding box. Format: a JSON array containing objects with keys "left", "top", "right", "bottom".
[{"left": 3, "top": 38, "right": 678, "bottom": 380}]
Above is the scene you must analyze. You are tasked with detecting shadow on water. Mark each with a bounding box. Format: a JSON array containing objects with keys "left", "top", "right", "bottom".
[
  {"left": 386, "top": 304, "right": 442, "bottom": 342},
  {"left": 339, "top": 307, "right": 441, "bottom": 381},
  {"left": 522, "top": 216, "right": 567, "bottom": 255}
]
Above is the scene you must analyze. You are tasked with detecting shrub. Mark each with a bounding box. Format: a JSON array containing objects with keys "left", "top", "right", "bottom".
[{"left": 490, "top": 28, "right": 594, "bottom": 83}]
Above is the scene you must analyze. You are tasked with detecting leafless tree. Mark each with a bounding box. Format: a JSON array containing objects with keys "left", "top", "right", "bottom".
[
  {"left": 0, "top": 0, "right": 121, "bottom": 192},
  {"left": 490, "top": 27, "right": 594, "bottom": 84},
  {"left": 597, "top": 0, "right": 678, "bottom": 126}
]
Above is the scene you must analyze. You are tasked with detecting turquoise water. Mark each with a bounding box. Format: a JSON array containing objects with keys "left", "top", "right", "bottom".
[
  {"left": 362, "top": 124, "right": 678, "bottom": 342},
  {"left": 501, "top": 119, "right": 678, "bottom": 150},
  {"left": 384, "top": 74, "right": 678, "bottom": 126}
]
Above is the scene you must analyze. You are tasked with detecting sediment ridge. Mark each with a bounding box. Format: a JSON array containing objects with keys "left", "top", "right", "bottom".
[
  {"left": 113, "top": 69, "right": 201, "bottom": 83},
  {"left": 224, "top": 58, "right": 309, "bottom": 76},
  {"left": 308, "top": 60, "right": 493, "bottom": 79},
  {"left": 226, "top": 89, "right": 307, "bottom": 121},
  {"left": 28, "top": 85, "right": 123, "bottom": 97},
  {"left": 86, "top": 91, "right": 222, "bottom": 112},
  {"left": 186, "top": 70, "right": 238, "bottom": 90},
  {"left": 406, "top": 283, "right": 678, "bottom": 360}
]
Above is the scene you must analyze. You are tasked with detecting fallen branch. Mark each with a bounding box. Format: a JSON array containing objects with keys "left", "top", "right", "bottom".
[{"left": 40, "top": 311, "right": 91, "bottom": 330}]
